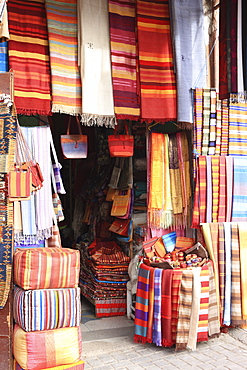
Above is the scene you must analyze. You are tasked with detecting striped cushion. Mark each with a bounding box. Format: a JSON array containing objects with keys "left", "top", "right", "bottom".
[
  {"left": 14, "top": 247, "right": 80, "bottom": 290},
  {"left": 14, "top": 359, "right": 85, "bottom": 370},
  {"left": 13, "top": 286, "right": 81, "bottom": 331},
  {"left": 13, "top": 324, "right": 82, "bottom": 370}
]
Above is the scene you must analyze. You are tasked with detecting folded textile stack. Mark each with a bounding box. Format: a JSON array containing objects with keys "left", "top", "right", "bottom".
[
  {"left": 13, "top": 247, "right": 84, "bottom": 370},
  {"left": 78, "top": 240, "right": 130, "bottom": 317}
]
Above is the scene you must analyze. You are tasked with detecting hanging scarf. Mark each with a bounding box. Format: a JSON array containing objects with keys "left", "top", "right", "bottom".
[
  {"left": 197, "top": 264, "right": 209, "bottom": 343},
  {"left": 171, "top": 269, "right": 183, "bottom": 344},
  {"left": 187, "top": 267, "right": 201, "bottom": 351},
  {"left": 169, "top": 134, "right": 183, "bottom": 222},
  {"left": 219, "top": 0, "right": 228, "bottom": 100},
  {"left": 208, "top": 89, "right": 217, "bottom": 155},
  {"left": 146, "top": 266, "right": 155, "bottom": 343},
  {"left": 152, "top": 268, "right": 162, "bottom": 346},
  {"left": 7, "top": 0, "right": 51, "bottom": 115},
  {"left": 161, "top": 269, "right": 173, "bottom": 347},
  {"left": 136, "top": 0, "right": 176, "bottom": 122},
  {"left": 0, "top": 41, "right": 8, "bottom": 72},
  {"left": 191, "top": 163, "right": 200, "bottom": 229},
  {"left": 78, "top": 0, "right": 116, "bottom": 127},
  {"left": 198, "top": 156, "right": 207, "bottom": 224},
  {"left": 231, "top": 223, "right": 245, "bottom": 326},
  {"left": 175, "top": 269, "right": 193, "bottom": 351},
  {"left": 206, "top": 156, "right": 212, "bottom": 223},
  {"left": 194, "top": 88, "right": 203, "bottom": 159},
  {"left": 232, "top": 156, "right": 247, "bottom": 221},
  {"left": 228, "top": 94, "right": 247, "bottom": 156},
  {"left": 238, "top": 222, "right": 247, "bottom": 325},
  {"left": 134, "top": 263, "right": 151, "bottom": 343},
  {"left": 108, "top": 0, "right": 140, "bottom": 120},
  {"left": 215, "top": 95, "right": 222, "bottom": 155},
  {"left": 225, "top": 156, "right": 233, "bottom": 222},
  {"left": 45, "top": 0, "right": 82, "bottom": 115},
  {"left": 169, "top": 0, "right": 206, "bottom": 127},
  {"left": 201, "top": 89, "right": 211, "bottom": 156}
]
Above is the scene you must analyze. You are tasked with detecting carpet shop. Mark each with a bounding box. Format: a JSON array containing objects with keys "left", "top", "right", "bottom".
[{"left": 0, "top": 0, "right": 247, "bottom": 369}]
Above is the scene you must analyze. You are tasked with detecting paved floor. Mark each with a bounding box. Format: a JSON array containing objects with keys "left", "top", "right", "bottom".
[{"left": 80, "top": 297, "right": 247, "bottom": 370}]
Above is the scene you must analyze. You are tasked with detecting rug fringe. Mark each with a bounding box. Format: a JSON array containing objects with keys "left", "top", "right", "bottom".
[
  {"left": 80, "top": 113, "right": 117, "bottom": 128},
  {"left": 134, "top": 334, "right": 148, "bottom": 344},
  {"left": 116, "top": 114, "right": 140, "bottom": 121},
  {"left": 52, "top": 105, "right": 82, "bottom": 116}
]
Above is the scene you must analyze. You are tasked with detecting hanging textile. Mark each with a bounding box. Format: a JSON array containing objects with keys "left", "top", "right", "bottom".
[
  {"left": 152, "top": 268, "right": 162, "bottom": 346},
  {"left": 215, "top": 95, "right": 222, "bottom": 155},
  {"left": 171, "top": 270, "right": 183, "bottom": 344},
  {"left": 225, "top": 156, "right": 233, "bottom": 222},
  {"left": 169, "top": 134, "right": 183, "bottom": 223},
  {"left": 187, "top": 267, "right": 201, "bottom": 351},
  {"left": 237, "top": 0, "right": 244, "bottom": 92},
  {"left": 218, "top": 156, "right": 226, "bottom": 222},
  {"left": 232, "top": 156, "right": 247, "bottom": 222},
  {"left": 208, "top": 90, "right": 217, "bottom": 155},
  {"left": 0, "top": 41, "right": 8, "bottom": 72},
  {"left": 78, "top": 0, "right": 116, "bottom": 127},
  {"left": 0, "top": 2, "right": 9, "bottom": 40},
  {"left": 228, "top": 94, "right": 247, "bottom": 156},
  {"left": 223, "top": 222, "right": 231, "bottom": 326},
  {"left": 136, "top": 0, "right": 176, "bottom": 122},
  {"left": 219, "top": 0, "right": 228, "bottom": 100},
  {"left": 170, "top": 0, "right": 206, "bottom": 127},
  {"left": 206, "top": 156, "right": 212, "bottom": 223},
  {"left": 242, "top": 0, "right": 247, "bottom": 91},
  {"left": 230, "top": 0, "right": 238, "bottom": 93},
  {"left": 238, "top": 222, "right": 247, "bottom": 325},
  {"left": 201, "top": 89, "right": 211, "bottom": 156},
  {"left": 0, "top": 101, "right": 17, "bottom": 309},
  {"left": 218, "top": 223, "right": 225, "bottom": 323},
  {"left": 208, "top": 261, "right": 221, "bottom": 338},
  {"left": 198, "top": 156, "right": 207, "bottom": 224},
  {"left": 45, "top": 0, "right": 82, "bottom": 115},
  {"left": 196, "top": 265, "right": 209, "bottom": 343},
  {"left": 108, "top": 0, "right": 140, "bottom": 120},
  {"left": 161, "top": 269, "right": 173, "bottom": 347},
  {"left": 134, "top": 262, "right": 151, "bottom": 343},
  {"left": 211, "top": 156, "right": 220, "bottom": 223},
  {"left": 148, "top": 133, "right": 173, "bottom": 230},
  {"left": 7, "top": 0, "right": 51, "bottom": 115}
]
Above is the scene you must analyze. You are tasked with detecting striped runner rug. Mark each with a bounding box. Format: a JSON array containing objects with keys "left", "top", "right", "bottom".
[
  {"left": 7, "top": 0, "right": 51, "bottom": 115},
  {"left": 108, "top": 0, "right": 140, "bottom": 120},
  {"left": 218, "top": 223, "right": 225, "bottom": 323},
  {"left": 220, "top": 99, "right": 229, "bottom": 155},
  {"left": 201, "top": 88, "right": 211, "bottom": 155},
  {"left": 136, "top": 0, "right": 176, "bottom": 122},
  {"left": 228, "top": 94, "right": 247, "bottom": 156},
  {"left": 45, "top": 0, "right": 82, "bottom": 115},
  {"left": 215, "top": 95, "right": 222, "bottom": 155},
  {"left": 232, "top": 156, "right": 247, "bottom": 221},
  {"left": 197, "top": 264, "right": 209, "bottom": 343},
  {"left": 208, "top": 261, "right": 221, "bottom": 338},
  {"left": 238, "top": 222, "right": 247, "bottom": 326}
]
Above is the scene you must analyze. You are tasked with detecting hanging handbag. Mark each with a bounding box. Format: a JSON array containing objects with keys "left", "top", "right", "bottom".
[
  {"left": 60, "top": 116, "right": 88, "bottom": 159},
  {"left": 51, "top": 164, "right": 65, "bottom": 223},
  {"left": 116, "top": 220, "right": 133, "bottom": 242},
  {"left": 111, "top": 189, "right": 131, "bottom": 217},
  {"left": 108, "top": 124, "right": 134, "bottom": 157},
  {"left": 108, "top": 158, "right": 123, "bottom": 189},
  {"left": 49, "top": 128, "right": 66, "bottom": 194},
  {"left": 109, "top": 218, "right": 130, "bottom": 236},
  {"left": 7, "top": 166, "right": 32, "bottom": 201}
]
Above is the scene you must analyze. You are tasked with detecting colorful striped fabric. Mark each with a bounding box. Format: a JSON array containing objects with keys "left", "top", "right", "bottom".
[
  {"left": 228, "top": 95, "right": 247, "bottom": 156},
  {"left": 108, "top": 0, "right": 140, "bottom": 120},
  {"left": 194, "top": 88, "right": 203, "bottom": 158},
  {"left": 218, "top": 156, "right": 227, "bottom": 222},
  {"left": 225, "top": 156, "right": 233, "bottom": 221},
  {"left": 215, "top": 95, "right": 222, "bottom": 155},
  {"left": 191, "top": 165, "right": 200, "bottom": 228},
  {"left": 232, "top": 156, "right": 247, "bottom": 221},
  {"left": 206, "top": 156, "right": 212, "bottom": 223},
  {"left": 223, "top": 222, "right": 231, "bottom": 326},
  {"left": 218, "top": 223, "right": 225, "bottom": 323},
  {"left": 134, "top": 262, "right": 151, "bottom": 343},
  {"left": 152, "top": 267, "right": 162, "bottom": 346},
  {"left": 162, "top": 231, "right": 176, "bottom": 253},
  {"left": 187, "top": 267, "right": 201, "bottom": 351},
  {"left": 14, "top": 360, "right": 85, "bottom": 370},
  {"left": 201, "top": 89, "right": 211, "bottom": 155},
  {"left": 7, "top": 0, "right": 51, "bottom": 115},
  {"left": 13, "top": 286, "right": 81, "bottom": 331},
  {"left": 208, "top": 89, "right": 217, "bottom": 155},
  {"left": 45, "top": 0, "right": 82, "bottom": 115},
  {"left": 14, "top": 247, "right": 80, "bottom": 290},
  {"left": 197, "top": 265, "right": 209, "bottom": 343},
  {"left": 198, "top": 156, "right": 207, "bottom": 224},
  {"left": 231, "top": 223, "right": 245, "bottom": 325},
  {"left": 161, "top": 269, "right": 173, "bottom": 347},
  {"left": 238, "top": 222, "right": 247, "bottom": 325},
  {"left": 171, "top": 270, "right": 182, "bottom": 344},
  {"left": 136, "top": 0, "right": 176, "bottom": 122},
  {"left": 175, "top": 269, "right": 193, "bottom": 351},
  {"left": 0, "top": 41, "right": 8, "bottom": 72},
  {"left": 95, "top": 298, "right": 126, "bottom": 317},
  {"left": 211, "top": 156, "right": 220, "bottom": 222},
  {"left": 220, "top": 99, "right": 229, "bottom": 155},
  {"left": 13, "top": 324, "right": 82, "bottom": 370},
  {"left": 146, "top": 266, "right": 155, "bottom": 343},
  {"left": 208, "top": 261, "right": 220, "bottom": 337}
]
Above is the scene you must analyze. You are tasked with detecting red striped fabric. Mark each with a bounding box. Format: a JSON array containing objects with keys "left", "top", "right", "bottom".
[
  {"left": 8, "top": 0, "right": 51, "bottom": 115},
  {"left": 211, "top": 156, "right": 220, "bottom": 222},
  {"left": 218, "top": 156, "right": 226, "bottom": 222},
  {"left": 136, "top": 0, "right": 176, "bottom": 121}
]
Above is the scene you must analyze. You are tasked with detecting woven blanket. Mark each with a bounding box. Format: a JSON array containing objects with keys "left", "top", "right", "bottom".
[
  {"left": 136, "top": 0, "right": 176, "bottom": 122},
  {"left": 232, "top": 156, "right": 247, "bottom": 221},
  {"left": 201, "top": 89, "right": 211, "bottom": 155},
  {"left": 8, "top": 0, "right": 51, "bottom": 115},
  {"left": 108, "top": 0, "right": 140, "bottom": 120},
  {"left": 170, "top": 0, "right": 206, "bottom": 126},
  {"left": 13, "top": 286, "right": 81, "bottom": 331},
  {"left": 228, "top": 95, "right": 247, "bottom": 156},
  {"left": 146, "top": 266, "right": 155, "bottom": 343},
  {"left": 220, "top": 99, "right": 229, "bottom": 155},
  {"left": 218, "top": 223, "right": 225, "bottom": 323},
  {"left": 208, "top": 261, "right": 220, "bottom": 337},
  {"left": 231, "top": 223, "right": 245, "bottom": 325},
  {"left": 223, "top": 222, "right": 231, "bottom": 326},
  {"left": 161, "top": 269, "right": 173, "bottom": 347},
  {"left": 238, "top": 222, "right": 247, "bottom": 324},
  {"left": 187, "top": 267, "right": 201, "bottom": 351},
  {"left": 78, "top": 0, "right": 115, "bottom": 127},
  {"left": 197, "top": 265, "right": 209, "bottom": 343},
  {"left": 45, "top": 0, "right": 82, "bottom": 115},
  {"left": 171, "top": 269, "right": 182, "bottom": 344},
  {"left": 175, "top": 269, "right": 193, "bottom": 351},
  {"left": 134, "top": 263, "right": 151, "bottom": 343},
  {"left": 0, "top": 41, "right": 8, "bottom": 72},
  {"left": 152, "top": 267, "right": 162, "bottom": 346}
]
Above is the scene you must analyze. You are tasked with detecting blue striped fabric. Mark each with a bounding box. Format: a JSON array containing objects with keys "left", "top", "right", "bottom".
[
  {"left": 162, "top": 232, "right": 176, "bottom": 253},
  {"left": 152, "top": 268, "right": 162, "bottom": 346},
  {"left": 229, "top": 98, "right": 247, "bottom": 156},
  {"left": 0, "top": 41, "right": 8, "bottom": 72},
  {"left": 13, "top": 286, "right": 81, "bottom": 331},
  {"left": 231, "top": 157, "right": 247, "bottom": 221}
]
